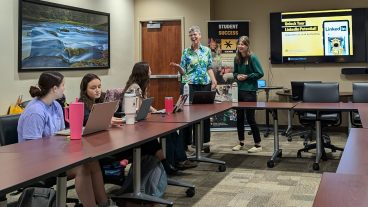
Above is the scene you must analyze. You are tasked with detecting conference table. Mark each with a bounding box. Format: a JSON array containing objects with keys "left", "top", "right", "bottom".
[
  {"left": 146, "top": 102, "right": 233, "bottom": 172},
  {"left": 0, "top": 121, "right": 189, "bottom": 207},
  {"left": 357, "top": 105, "right": 368, "bottom": 128},
  {"left": 336, "top": 128, "right": 368, "bottom": 175},
  {"left": 1, "top": 101, "right": 368, "bottom": 206},
  {"left": 313, "top": 172, "right": 368, "bottom": 207},
  {"left": 258, "top": 86, "right": 284, "bottom": 137},
  {"left": 292, "top": 102, "right": 358, "bottom": 170},
  {"left": 276, "top": 91, "right": 353, "bottom": 136},
  {"left": 233, "top": 102, "right": 297, "bottom": 167}
]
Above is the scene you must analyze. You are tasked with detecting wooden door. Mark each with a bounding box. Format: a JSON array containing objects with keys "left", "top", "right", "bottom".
[{"left": 141, "top": 20, "right": 181, "bottom": 110}]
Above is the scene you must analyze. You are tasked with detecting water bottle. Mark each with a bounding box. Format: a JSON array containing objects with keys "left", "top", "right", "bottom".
[
  {"left": 232, "top": 82, "right": 238, "bottom": 103},
  {"left": 64, "top": 98, "right": 84, "bottom": 140},
  {"left": 124, "top": 92, "right": 137, "bottom": 124},
  {"left": 183, "top": 83, "right": 190, "bottom": 105}
]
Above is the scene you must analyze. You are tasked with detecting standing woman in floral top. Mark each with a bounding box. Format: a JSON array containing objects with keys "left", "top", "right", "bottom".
[{"left": 170, "top": 25, "right": 217, "bottom": 147}]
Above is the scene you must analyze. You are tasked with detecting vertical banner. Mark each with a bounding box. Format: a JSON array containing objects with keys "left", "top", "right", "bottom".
[{"left": 208, "top": 21, "right": 249, "bottom": 130}]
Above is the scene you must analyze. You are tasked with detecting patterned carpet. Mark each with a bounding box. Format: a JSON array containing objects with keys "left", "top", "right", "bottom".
[
  {"left": 5, "top": 129, "right": 347, "bottom": 207},
  {"left": 163, "top": 129, "right": 345, "bottom": 207}
]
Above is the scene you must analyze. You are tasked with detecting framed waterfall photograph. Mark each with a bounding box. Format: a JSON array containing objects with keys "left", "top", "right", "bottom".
[{"left": 18, "top": 0, "right": 110, "bottom": 71}]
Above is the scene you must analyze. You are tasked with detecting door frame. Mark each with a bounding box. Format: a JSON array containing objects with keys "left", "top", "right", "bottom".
[{"left": 137, "top": 17, "right": 185, "bottom": 61}]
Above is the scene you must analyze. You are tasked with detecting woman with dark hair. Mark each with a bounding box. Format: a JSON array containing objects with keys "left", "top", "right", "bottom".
[
  {"left": 79, "top": 73, "right": 122, "bottom": 126},
  {"left": 124, "top": 62, "right": 197, "bottom": 171},
  {"left": 232, "top": 36, "right": 264, "bottom": 153},
  {"left": 18, "top": 72, "right": 113, "bottom": 207}
]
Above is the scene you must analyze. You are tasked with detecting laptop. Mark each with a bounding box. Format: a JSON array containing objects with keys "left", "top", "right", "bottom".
[
  {"left": 56, "top": 101, "right": 119, "bottom": 136},
  {"left": 136, "top": 97, "right": 154, "bottom": 121},
  {"left": 257, "top": 79, "right": 267, "bottom": 88},
  {"left": 192, "top": 91, "right": 216, "bottom": 104},
  {"left": 173, "top": 94, "right": 188, "bottom": 113}
]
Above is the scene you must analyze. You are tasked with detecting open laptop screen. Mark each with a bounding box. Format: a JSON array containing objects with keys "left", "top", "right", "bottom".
[
  {"left": 257, "top": 79, "right": 267, "bottom": 88},
  {"left": 192, "top": 91, "right": 216, "bottom": 104}
]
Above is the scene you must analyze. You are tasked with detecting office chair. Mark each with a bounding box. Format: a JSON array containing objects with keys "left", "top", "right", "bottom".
[
  {"left": 296, "top": 83, "right": 344, "bottom": 159},
  {"left": 286, "top": 81, "right": 321, "bottom": 142},
  {"left": 0, "top": 114, "right": 80, "bottom": 206},
  {"left": 350, "top": 83, "right": 368, "bottom": 127}
]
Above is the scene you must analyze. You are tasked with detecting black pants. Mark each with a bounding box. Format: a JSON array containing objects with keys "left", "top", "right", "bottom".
[
  {"left": 236, "top": 91, "right": 261, "bottom": 144},
  {"left": 180, "top": 83, "right": 211, "bottom": 144}
]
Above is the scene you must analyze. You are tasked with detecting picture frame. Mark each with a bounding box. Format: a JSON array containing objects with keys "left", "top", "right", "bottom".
[{"left": 18, "top": 0, "right": 110, "bottom": 72}]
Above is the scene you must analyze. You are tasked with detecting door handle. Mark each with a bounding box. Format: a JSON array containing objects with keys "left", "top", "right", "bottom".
[{"left": 150, "top": 74, "right": 179, "bottom": 79}]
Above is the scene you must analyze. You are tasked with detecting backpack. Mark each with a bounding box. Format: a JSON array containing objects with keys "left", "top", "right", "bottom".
[
  {"left": 121, "top": 155, "right": 167, "bottom": 198},
  {"left": 17, "top": 187, "right": 56, "bottom": 207}
]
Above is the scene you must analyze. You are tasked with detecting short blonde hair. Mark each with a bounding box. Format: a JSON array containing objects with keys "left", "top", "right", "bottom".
[{"left": 188, "top": 25, "right": 201, "bottom": 34}]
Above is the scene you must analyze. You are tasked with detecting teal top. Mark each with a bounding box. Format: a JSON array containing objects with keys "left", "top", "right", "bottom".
[
  {"left": 233, "top": 54, "right": 264, "bottom": 91},
  {"left": 180, "top": 45, "right": 213, "bottom": 85}
]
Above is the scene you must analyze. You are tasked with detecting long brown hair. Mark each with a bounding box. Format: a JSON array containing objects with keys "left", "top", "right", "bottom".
[
  {"left": 79, "top": 73, "right": 104, "bottom": 110},
  {"left": 235, "top": 36, "right": 252, "bottom": 65},
  {"left": 123, "top": 62, "right": 150, "bottom": 98}
]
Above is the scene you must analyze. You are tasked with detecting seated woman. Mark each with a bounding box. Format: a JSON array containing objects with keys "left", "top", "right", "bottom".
[
  {"left": 78, "top": 72, "right": 179, "bottom": 175},
  {"left": 17, "top": 72, "right": 112, "bottom": 207},
  {"left": 123, "top": 62, "right": 197, "bottom": 171}
]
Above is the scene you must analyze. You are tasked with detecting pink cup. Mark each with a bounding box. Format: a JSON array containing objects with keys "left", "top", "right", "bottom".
[
  {"left": 64, "top": 98, "right": 84, "bottom": 140},
  {"left": 164, "top": 97, "right": 174, "bottom": 114}
]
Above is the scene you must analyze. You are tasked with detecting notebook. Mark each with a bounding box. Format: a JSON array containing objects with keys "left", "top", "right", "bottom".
[
  {"left": 192, "top": 91, "right": 216, "bottom": 104},
  {"left": 56, "top": 101, "right": 119, "bottom": 136},
  {"left": 257, "top": 79, "right": 267, "bottom": 88},
  {"left": 136, "top": 98, "right": 154, "bottom": 121}
]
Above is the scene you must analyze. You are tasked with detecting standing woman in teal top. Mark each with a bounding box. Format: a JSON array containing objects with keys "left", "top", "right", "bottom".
[{"left": 232, "top": 36, "right": 264, "bottom": 153}]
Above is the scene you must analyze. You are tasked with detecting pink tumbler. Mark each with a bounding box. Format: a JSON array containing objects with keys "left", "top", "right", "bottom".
[
  {"left": 64, "top": 98, "right": 84, "bottom": 140},
  {"left": 165, "top": 97, "right": 174, "bottom": 114}
]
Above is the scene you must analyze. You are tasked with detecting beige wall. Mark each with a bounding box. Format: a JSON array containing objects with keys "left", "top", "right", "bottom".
[
  {"left": 0, "top": 0, "right": 134, "bottom": 114},
  {"left": 134, "top": 0, "right": 211, "bottom": 61},
  {"left": 212, "top": 0, "right": 368, "bottom": 124},
  {"left": 212, "top": 0, "right": 368, "bottom": 95}
]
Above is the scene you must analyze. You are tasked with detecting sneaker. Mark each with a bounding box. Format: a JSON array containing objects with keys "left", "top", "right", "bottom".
[
  {"left": 232, "top": 144, "right": 244, "bottom": 151},
  {"left": 247, "top": 146, "right": 262, "bottom": 153},
  {"left": 176, "top": 160, "right": 198, "bottom": 170}
]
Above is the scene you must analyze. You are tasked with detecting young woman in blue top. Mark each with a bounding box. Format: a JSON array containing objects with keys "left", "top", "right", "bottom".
[
  {"left": 232, "top": 36, "right": 264, "bottom": 153},
  {"left": 17, "top": 72, "right": 112, "bottom": 207}
]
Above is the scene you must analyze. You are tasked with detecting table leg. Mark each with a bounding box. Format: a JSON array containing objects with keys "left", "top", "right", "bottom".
[
  {"left": 112, "top": 147, "right": 174, "bottom": 206},
  {"left": 0, "top": 195, "right": 7, "bottom": 207},
  {"left": 56, "top": 172, "right": 67, "bottom": 207},
  {"left": 313, "top": 117, "right": 322, "bottom": 171},
  {"left": 264, "top": 89, "right": 271, "bottom": 137},
  {"left": 160, "top": 137, "right": 196, "bottom": 194},
  {"left": 285, "top": 109, "right": 293, "bottom": 135},
  {"left": 188, "top": 120, "right": 226, "bottom": 172},
  {"left": 267, "top": 110, "right": 282, "bottom": 168}
]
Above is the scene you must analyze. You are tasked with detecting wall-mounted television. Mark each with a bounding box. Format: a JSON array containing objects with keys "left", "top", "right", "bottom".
[
  {"left": 18, "top": 0, "right": 110, "bottom": 71},
  {"left": 270, "top": 8, "right": 367, "bottom": 64}
]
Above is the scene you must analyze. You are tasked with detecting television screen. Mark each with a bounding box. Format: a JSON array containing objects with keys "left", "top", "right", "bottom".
[
  {"left": 18, "top": 0, "right": 110, "bottom": 71},
  {"left": 270, "top": 8, "right": 367, "bottom": 64}
]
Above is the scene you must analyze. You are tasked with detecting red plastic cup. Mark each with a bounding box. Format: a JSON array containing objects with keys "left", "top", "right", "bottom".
[{"left": 164, "top": 97, "right": 174, "bottom": 114}]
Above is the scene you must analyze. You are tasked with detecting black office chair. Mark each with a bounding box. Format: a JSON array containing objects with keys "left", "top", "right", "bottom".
[
  {"left": 296, "top": 83, "right": 344, "bottom": 159},
  {"left": 0, "top": 114, "right": 80, "bottom": 206},
  {"left": 351, "top": 82, "right": 368, "bottom": 127},
  {"left": 287, "top": 81, "right": 322, "bottom": 142}
]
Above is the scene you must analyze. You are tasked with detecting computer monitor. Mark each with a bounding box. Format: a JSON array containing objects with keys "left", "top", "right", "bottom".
[{"left": 291, "top": 81, "right": 322, "bottom": 101}]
